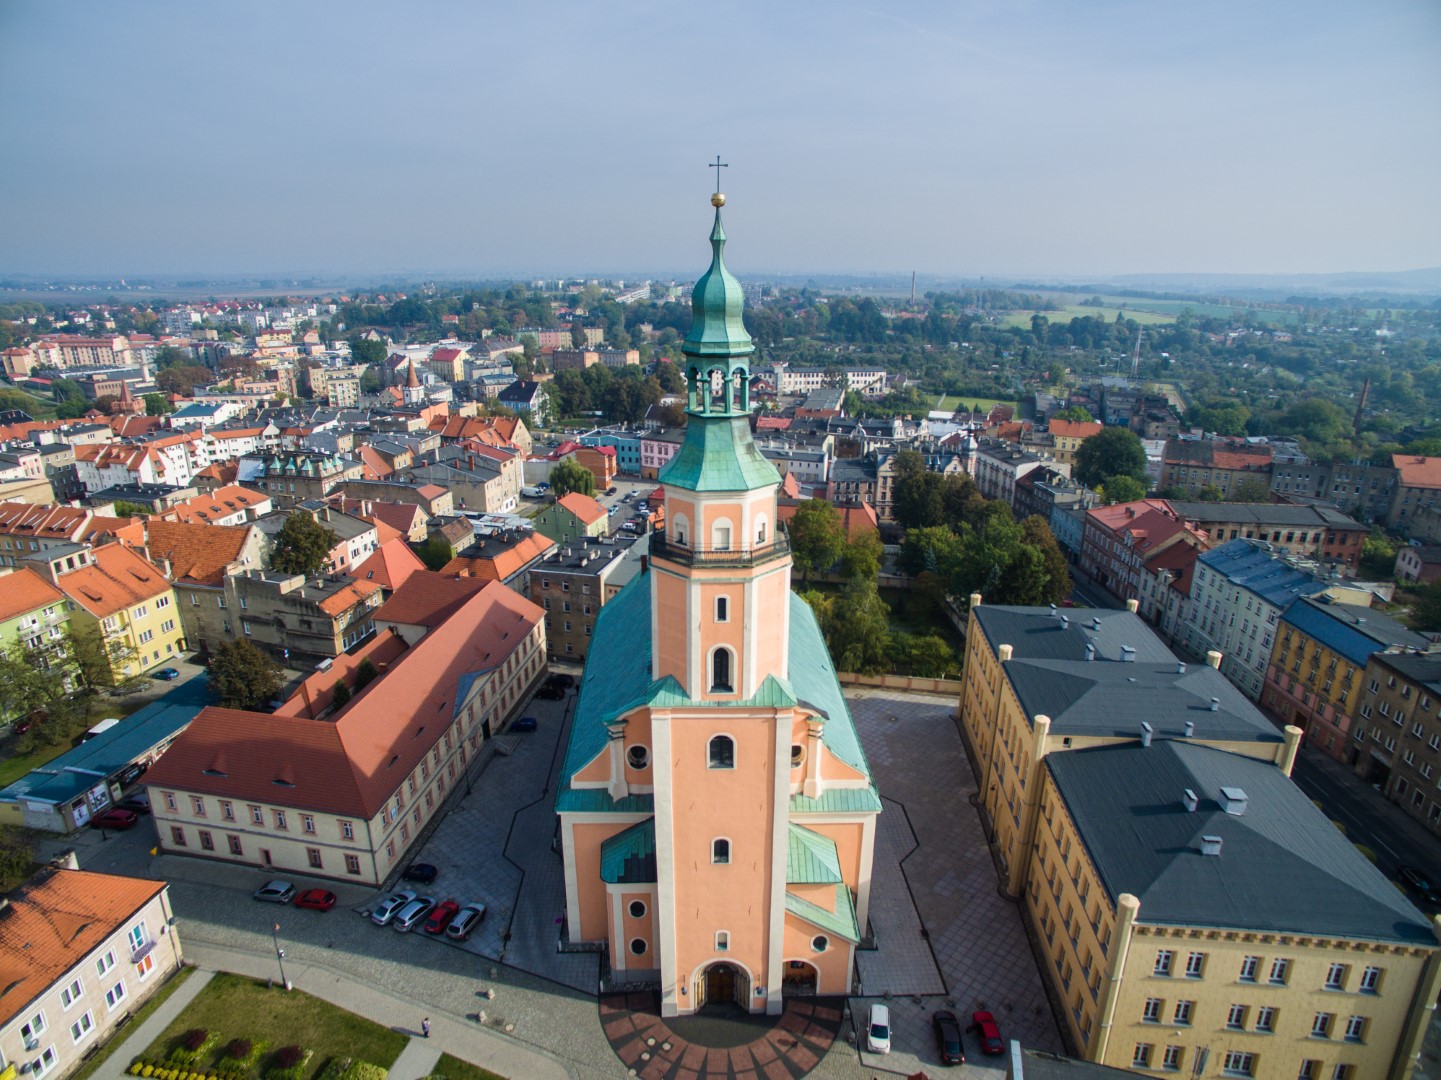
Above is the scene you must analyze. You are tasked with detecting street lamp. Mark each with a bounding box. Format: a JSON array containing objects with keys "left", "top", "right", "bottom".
[{"left": 271, "top": 922, "right": 291, "bottom": 991}]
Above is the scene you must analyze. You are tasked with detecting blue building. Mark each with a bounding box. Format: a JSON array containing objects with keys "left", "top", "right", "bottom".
[{"left": 579, "top": 427, "right": 642, "bottom": 476}]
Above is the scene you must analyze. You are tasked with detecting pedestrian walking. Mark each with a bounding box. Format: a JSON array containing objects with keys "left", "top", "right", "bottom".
[{"left": 421, "top": 1018, "right": 430, "bottom": 1039}]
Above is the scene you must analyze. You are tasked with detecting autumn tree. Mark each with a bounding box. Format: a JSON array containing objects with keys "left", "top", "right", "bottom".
[
  {"left": 209, "top": 640, "right": 283, "bottom": 710},
  {"left": 270, "top": 512, "right": 339, "bottom": 576}
]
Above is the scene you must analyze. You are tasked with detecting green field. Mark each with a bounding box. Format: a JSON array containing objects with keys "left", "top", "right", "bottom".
[
  {"left": 997, "top": 305, "right": 1176, "bottom": 329},
  {"left": 933, "top": 395, "right": 1016, "bottom": 414}
]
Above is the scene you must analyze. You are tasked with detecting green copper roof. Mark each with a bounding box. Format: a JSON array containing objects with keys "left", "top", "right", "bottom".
[
  {"left": 789, "top": 783, "right": 883, "bottom": 814},
  {"left": 600, "top": 818, "right": 657, "bottom": 883},
  {"left": 659, "top": 414, "right": 780, "bottom": 492},
  {"left": 785, "top": 884, "right": 860, "bottom": 944},
  {"left": 786, "top": 592, "right": 872, "bottom": 775},
  {"left": 787, "top": 824, "right": 844, "bottom": 885},
  {"left": 683, "top": 208, "right": 754, "bottom": 363}
]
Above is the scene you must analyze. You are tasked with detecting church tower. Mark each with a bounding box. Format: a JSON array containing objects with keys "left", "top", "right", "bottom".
[
  {"left": 556, "top": 183, "right": 879, "bottom": 1021},
  {"left": 403, "top": 357, "right": 424, "bottom": 406}
]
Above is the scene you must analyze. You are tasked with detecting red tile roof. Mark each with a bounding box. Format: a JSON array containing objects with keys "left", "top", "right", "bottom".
[
  {"left": 1049, "top": 419, "right": 1103, "bottom": 439},
  {"left": 144, "top": 520, "right": 256, "bottom": 586},
  {"left": 439, "top": 531, "right": 555, "bottom": 582},
  {"left": 556, "top": 491, "right": 607, "bottom": 526},
  {"left": 57, "top": 544, "right": 174, "bottom": 619},
  {"left": 158, "top": 485, "right": 270, "bottom": 524},
  {"left": 0, "top": 567, "right": 66, "bottom": 623},
  {"left": 347, "top": 538, "right": 426, "bottom": 591},
  {"left": 1394, "top": 454, "right": 1441, "bottom": 491},
  {"left": 373, "top": 571, "right": 490, "bottom": 628}
]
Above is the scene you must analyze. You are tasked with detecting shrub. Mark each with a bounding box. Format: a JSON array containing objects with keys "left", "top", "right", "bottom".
[
  {"left": 226, "top": 1040, "right": 253, "bottom": 1060},
  {"left": 183, "top": 1030, "right": 209, "bottom": 1052},
  {"left": 317, "top": 1059, "right": 351, "bottom": 1080},
  {"left": 275, "top": 1048, "right": 305, "bottom": 1069},
  {"left": 130, "top": 1063, "right": 145, "bottom": 1075},
  {"left": 346, "top": 1064, "right": 388, "bottom": 1080},
  {"left": 141, "top": 1066, "right": 154, "bottom": 1077}
]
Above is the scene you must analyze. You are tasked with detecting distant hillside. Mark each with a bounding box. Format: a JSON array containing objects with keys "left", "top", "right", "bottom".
[{"left": 1099, "top": 267, "right": 1441, "bottom": 299}]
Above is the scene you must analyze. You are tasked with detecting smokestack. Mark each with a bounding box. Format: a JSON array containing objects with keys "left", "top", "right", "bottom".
[
  {"left": 1091, "top": 616, "right": 1101, "bottom": 631},
  {"left": 1209, "top": 697, "right": 1220, "bottom": 712},
  {"left": 1279, "top": 724, "right": 1303, "bottom": 778},
  {"left": 1140, "top": 722, "right": 1153, "bottom": 747},
  {"left": 998, "top": 644, "right": 1014, "bottom": 662},
  {"left": 1049, "top": 603, "right": 1058, "bottom": 618},
  {"left": 1060, "top": 615, "right": 1069, "bottom": 628},
  {"left": 1206, "top": 650, "right": 1223, "bottom": 669},
  {"left": 969, "top": 592, "right": 982, "bottom": 608},
  {"left": 1125, "top": 598, "right": 1139, "bottom": 613}
]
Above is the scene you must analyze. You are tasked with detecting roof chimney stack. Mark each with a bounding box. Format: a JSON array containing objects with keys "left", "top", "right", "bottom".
[
  {"left": 1182, "top": 789, "right": 1199, "bottom": 812},
  {"left": 1185, "top": 719, "right": 1195, "bottom": 737},
  {"left": 1121, "top": 645, "right": 1136, "bottom": 662},
  {"left": 1209, "top": 697, "right": 1219, "bottom": 712},
  {"left": 1200, "top": 835, "right": 1223, "bottom": 856},
  {"left": 1206, "top": 649, "right": 1223, "bottom": 669},
  {"left": 1177, "top": 661, "right": 1186, "bottom": 675},
  {"left": 1140, "top": 722, "right": 1153, "bottom": 747},
  {"left": 1084, "top": 643, "right": 1095, "bottom": 662},
  {"left": 998, "top": 644, "right": 1014, "bottom": 662},
  {"left": 1091, "top": 616, "right": 1101, "bottom": 631},
  {"left": 1049, "top": 603, "right": 1058, "bottom": 618},
  {"left": 1219, "top": 787, "right": 1249, "bottom": 816},
  {"left": 1060, "top": 614, "right": 1069, "bottom": 628},
  {"left": 1125, "top": 598, "right": 1139, "bottom": 613}
]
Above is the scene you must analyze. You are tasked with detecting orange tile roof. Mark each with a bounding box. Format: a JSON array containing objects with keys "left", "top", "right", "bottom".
[
  {"left": 0, "top": 867, "right": 166, "bottom": 1028},
  {"left": 316, "top": 577, "right": 383, "bottom": 616},
  {"left": 145, "top": 581, "right": 544, "bottom": 817},
  {"left": 195, "top": 462, "right": 239, "bottom": 484},
  {"left": 273, "top": 628, "right": 411, "bottom": 718},
  {"left": 1394, "top": 454, "right": 1441, "bottom": 491},
  {"left": 348, "top": 538, "right": 426, "bottom": 590},
  {"left": 57, "top": 544, "right": 174, "bottom": 619},
  {"left": 0, "top": 567, "right": 66, "bottom": 623},
  {"left": 439, "top": 531, "right": 555, "bottom": 582},
  {"left": 159, "top": 485, "right": 270, "bottom": 524},
  {"left": 144, "top": 520, "right": 255, "bottom": 587},
  {"left": 1049, "top": 419, "right": 1103, "bottom": 439},
  {"left": 373, "top": 571, "right": 490, "bottom": 627},
  {"left": 556, "top": 491, "right": 607, "bottom": 526}
]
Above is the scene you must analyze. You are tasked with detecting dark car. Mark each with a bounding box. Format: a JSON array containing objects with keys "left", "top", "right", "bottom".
[
  {"left": 606, "top": 486, "right": 618, "bottom": 496},
  {"left": 969, "top": 1011, "right": 1004, "bottom": 1056},
  {"left": 151, "top": 667, "right": 181, "bottom": 681},
  {"left": 547, "top": 673, "right": 576, "bottom": 688},
  {"left": 294, "top": 888, "right": 337, "bottom": 912},
  {"left": 511, "top": 716, "right": 538, "bottom": 732},
  {"left": 535, "top": 685, "right": 565, "bottom": 700},
  {"left": 1399, "top": 865, "right": 1441, "bottom": 904},
  {"left": 118, "top": 762, "right": 148, "bottom": 786},
  {"left": 401, "top": 862, "right": 439, "bottom": 884},
  {"left": 93, "top": 808, "right": 139, "bottom": 830},
  {"left": 118, "top": 795, "right": 151, "bottom": 815},
  {"left": 932, "top": 1009, "right": 964, "bottom": 1065}
]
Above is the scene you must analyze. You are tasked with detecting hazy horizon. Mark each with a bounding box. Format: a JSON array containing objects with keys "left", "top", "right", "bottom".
[{"left": 1, "top": 1, "right": 1438, "bottom": 280}]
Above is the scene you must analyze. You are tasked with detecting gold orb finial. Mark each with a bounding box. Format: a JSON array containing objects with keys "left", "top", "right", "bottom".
[{"left": 711, "top": 192, "right": 726, "bottom": 207}]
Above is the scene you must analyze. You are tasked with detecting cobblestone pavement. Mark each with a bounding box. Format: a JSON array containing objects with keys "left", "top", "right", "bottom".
[{"left": 855, "top": 798, "right": 945, "bottom": 996}]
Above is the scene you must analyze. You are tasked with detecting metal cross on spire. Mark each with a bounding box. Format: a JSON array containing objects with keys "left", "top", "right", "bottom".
[{"left": 709, "top": 155, "right": 728, "bottom": 194}]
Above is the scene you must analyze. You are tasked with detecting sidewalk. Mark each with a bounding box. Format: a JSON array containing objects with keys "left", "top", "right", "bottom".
[{"left": 95, "top": 943, "right": 573, "bottom": 1080}]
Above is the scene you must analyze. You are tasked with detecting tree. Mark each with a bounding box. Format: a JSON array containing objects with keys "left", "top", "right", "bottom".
[
  {"left": 144, "top": 393, "right": 173, "bottom": 416},
  {"left": 0, "top": 642, "right": 68, "bottom": 724},
  {"left": 209, "top": 639, "right": 283, "bottom": 710},
  {"left": 1074, "top": 425, "right": 1147, "bottom": 488},
  {"left": 888, "top": 632, "right": 955, "bottom": 677},
  {"left": 353, "top": 658, "right": 379, "bottom": 690},
  {"left": 330, "top": 680, "right": 352, "bottom": 710},
  {"left": 549, "top": 457, "right": 595, "bottom": 498},
  {"left": 804, "top": 580, "right": 892, "bottom": 675},
  {"left": 788, "top": 500, "right": 847, "bottom": 581},
  {"left": 1098, "top": 474, "right": 1148, "bottom": 505},
  {"left": 348, "top": 336, "right": 387, "bottom": 367},
  {"left": 0, "top": 388, "right": 38, "bottom": 414},
  {"left": 1360, "top": 529, "right": 1397, "bottom": 579},
  {"left": 154, "top": 345, "right": 192, "bottom": 370},
  {"left": 64, "top": 625, "right": 137, "bottom": 690},
  {"left": 156, "top": 365, "right": 213, "bottom": 397},
  {"left": 270, "top": 512, "right": 339, "bottom": 576},
  {"left": 111, "top": 500, "right": 152, "bottom": 517},
  {"left": 840, "top": 529, "right": 884, "bottom": 582},
  {"left": 1228, "top": 478, "right": 1273, "bottom": 503},
  {"left": 1054, "top": 405, "right": 1094, "bottom": 422},
  {"left": 416, "top": 534, "right": 454, "bottom": 571}
]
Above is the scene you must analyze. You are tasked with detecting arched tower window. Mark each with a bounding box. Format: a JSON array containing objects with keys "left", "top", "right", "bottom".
[
  {"left": 710, "top": 648, "right": 734, "bottom": 694},
  {"left": 711, "top": 837, "right": 731, "bottom": 864},
  {"left": 708, "top": 734, "right": 734, "bottom": 768}
]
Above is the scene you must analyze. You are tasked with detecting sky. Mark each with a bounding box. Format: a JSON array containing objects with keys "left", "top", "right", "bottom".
[{"left": 1, "top": 0, "right": 1438, "bottom": 280}]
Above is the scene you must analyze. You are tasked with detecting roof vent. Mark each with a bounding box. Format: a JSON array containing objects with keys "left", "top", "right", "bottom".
[
  {"left": 1121, "top": 646, "right": 1136, "bottom": 662},
  {"left": 1200, "top": 835, "right": 1223, "bottom": 857},
  {"left": 1140, "top": 722, "right": 1153, "bottom": 747},
  {"left": 1219, "top": 787, "right": 1248, "bottom": 816},
  {"left": 1060, "top": 615, "right": 1069, "bottom": 628},
  {"left": 1091, "top": 616, "right": 1101, "bottom": 631},
  {"left": 1084, "top": 643, "right": 1095, "bottom": 662},
  {"left": 1209, "top": 697, "right": 1220, "bottom": 712},
  {"left": 1184, "top": 719, "right": 1195, "bottom": 737},
  {"left": 1182, "top": 788, "right": 1199, "bottom": 812},
  {"left": 1049, "top": 603, "right": 1058, "bottom": 618},
  {"left": 1177, "top": 661, "right": 1186, "bottom": 675}
]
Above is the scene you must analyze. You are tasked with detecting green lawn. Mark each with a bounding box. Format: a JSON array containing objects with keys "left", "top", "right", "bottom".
[
  {"left": 142, "top": 973, "right": 407, "bottom": 1079},
  {"left": 430, "top": 1052, "right": 507, "bottom": 1080},
  {"left": 0, "top": 737, "right": 72, "bottom": 787},
  {"left": 932, "top": 395, "right": 1016, "bottom": 414},
  {"left": 69, "top": 967, "right": 195, "bottom": 1080}
]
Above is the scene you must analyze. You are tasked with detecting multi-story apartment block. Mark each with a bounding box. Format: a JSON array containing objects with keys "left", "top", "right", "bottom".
[
  {"left": 237, "top": 451, "right": 365, "bottom": 508},
  {"left": 255, "top": 506, "right": 379, "bottom": 576},
  {"left": 1264, "top": 596, "right": 1432, "bottom": 763},
  {"left": 768, "top": 362, "right": 886, "bottom": 396},
  {"left": 405, "top": 445, "right": 522, "bottom": 515},
  {"left": 0, "top": 566, "right": 70, "bottom": 664},
  {"left": 529, "top": 534, "right": 640, "bottom": 661},
  {"left": 959, "top": 601, "right": 1297, "bottom": 900},
  {"left": 1270, "top": 460, "right": 1397, "bottom": 524},
  {"left": 1080, "top": 501, "right": 1206, "bottom": 604},
  {"left": 155, "top": 485, "right": 272, "bottom": 526},
  {"left": 578, "top": 428, "right": 643, "bottom": 476},
  {"left": 1390, "top": 455, "right": 1441, "bottom": 529},
  {"left": 214, "top": 570, "right": 383, "bottom": 660},
  {"left": 0, "top": 862, "right": 185, "bottom": 1080},
  {"left": 640, "top": 427, "right": 686, "bottom": 480},
  {"left": 50, "top": 545, "right": 184, "bottom": 683},
  {"left": 534, "top": 492, "right": 610, "bottom": 546},
  {"left": 143, "top": 520, "right": 267, "bottom": 650},
  {"left": 1160, "top": 437, "right": 1274, "bottom": 497},
  {"left": 1047, "top": 418, "right": 1103, "bottom": 467},
  {"left": 967, "top": 438, "right": 1063, "bottom": 506},
  {"left": 145, "top": 580, "right": 545, "bottom": 885},
  {"left": 1167, "top": 502, "right": 1367, "bottom": 574},
  {"left": 1352, "top": 652, "right": 1441, "bottom": 834},
  {"left": 1029, "top": 738, "right": 1441, "bottom": 1079}
]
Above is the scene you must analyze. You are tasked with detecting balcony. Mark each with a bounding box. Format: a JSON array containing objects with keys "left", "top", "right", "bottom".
[{"left": 648, "top": 530, "right": 790, "bottom": 570}]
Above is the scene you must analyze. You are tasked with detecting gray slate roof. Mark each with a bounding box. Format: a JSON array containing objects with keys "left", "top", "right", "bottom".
[
  {"left": 1046, "top": 740, "right": 1434, "bottom": 944},
  {"left": 972, "top": 605, "right": 1174, "bottom": 664}
]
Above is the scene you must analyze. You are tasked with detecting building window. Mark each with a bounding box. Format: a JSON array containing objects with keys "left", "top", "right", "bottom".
[
  {"left": 1227, "top": 1003, "right": 1248, "bottom": 1029},
  {"left": 1331, "top": 1066, "right": 1352, "bottom": 1080},
  {"left": 715, "top": 930, "right": 729, "bottom": 952},
  {"left": 164, "top": 792, "right": 177, "bottom": 812},
  {"left": 1359, "top": 966, "right": 1381, "bottom": 993},
  {"left": 811, "top": 935, "right": 829, "bottom": 953},
  {"left": 274, "top": 810, "right": 287, "bottom": 830},
  {"left": 626, "top": 745, "right": 650, "bottom": 770},
  {"left": 1154, "top": 949, "right": 1175, "bottom": 977},
  {"left": 712, "top": 838, "right": 730, "bottom": 864},
  {"left": 228, "top": 835, "right": 243, "bottom": 856},
  {"left": 1325, "top": 963, "right": 1347, "bottom": 991},
  {"left": 345, "top": 854, "right": 361, "bottom": 875},
  {"left": 629, "top": 938, "right": 647, "bottom": 956},
  {"left": 1269, "top": 957, "right": 1290, "bottom": 985},
  {"left": 1173, "top": 1000, "right": 1194, "bottom": 1025},
  {"left": 250, "top": 805, "right": 263, "bottom": 825},
  {"left": 1132, "top": 1044, "right": 1153, "bottom": 1068},
  {"left": 1238, "top": 955, "right": 1259, "bottom": 981},
  {"left": 307, "top": 848, "right": 323, "bottom": 869},
  {"left": 170, "top": 826, "right": 186, "bottom": 847},
  {"left": 60, "top": 979, "right": 83, "bottom": 1009},
  {"left": 69, "top": 1010, "right": 95, "bottom": 1044},
  {"left": 791, "top": 743, "right": 805, "bottom": 769},
  {"left": 715, "top": 596, "right": 729, "bottom": 623},
  {"left": 96, "top": 951, "right": 115, "bottom": 977},
  {"left": 1141, "top": 998, "right": 1162, "bottom": 1023},
  {"left": 20, "top": 1012, "right": 48, "bottom": 1042},
  {"left": 1256, "top": 1006, "right": 1277, "bottom": 1032},
  {"left": 629, "top": 900, "right": 647, "bottom": 919},
  {"left": 341, "top": 820, "right": 354, "bottom": 840},
  {"left": 1162, "top": 1045, "right": 1183, "bottom": 1070},
  {"left": 1311, "top": 1012, "right": 1333, "bottom": 1038},
  {"left": 199, "top": 830, "right": 214, "bottom": 851},
  {"left": 302, "top": 814, "right": 316, "bottom": 834},
  {"left": 1221, "top": 1051, "right": 1255, "bottom": 1077},
  {"left": 710, "top": 647, "right": 734, "bottom": 693},
  {"left": 191, "top": 796, "right": 206, "bottom": 816},
  {"left": 33, "top": 1047, "right": 57, "bottom": 1080},
  {"left": 220, "top": 800, "right": 234, "bottom": 821},
  {"left": 708, "top": 734, "right": 735, "bottom": 769},
  {"left": 1185, "top": 951, "right": 1206, "bottom": 978},
  {"left": 1343, "top": 1015, "right": 1366, "bottom": 1043},
  {"left": 105, "top": 981, "right": 127, "bottom": 1010}
]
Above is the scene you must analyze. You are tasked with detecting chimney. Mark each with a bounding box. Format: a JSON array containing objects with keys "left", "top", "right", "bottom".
[
  {"left": 1176, "top": 661, "right": 1187, "bottom": 674},
  {"left": 1182, "top": 789, "right": 1199, "bottom": 812},
  {"left": 1091, "top": 616, "right": 1101, "bottom": 631},
  {"left": 1219, "top": 787, "right": 1248, "bottom": 815},
  {"left": 1140, "top": 722, "right": 1153, "bottom": 747},
  {"left": 1049, "top": 603, "right": 1058, "bottom": 618},
  {"left": 1125, "top": 598, "right": 1139, "bottom": 613},
  {"left": 1060, "top": 614, "right": 1069, "bottom": 628},
  {"left": 53, "top": 849, "right": 80, "bottom": 870},
  {"left": 1206, "top": 649, "right": 1223, "bottom": 669},
  {"left": 969, "top": 592, "right": 982, "bottom": 608},
  {"left": 640, "top": 554, "right": 648, "bottom": 574},
  {"left": 1121, "top": 645, "right": 1136, "bottom": 662},
  {"left": 1184, "top": 719, "right": 1195, "bottom": 737},
  {"left": 998, "top": 644, "right": 1014, "bottom": 662},
  {"left": 1209, "top": 697, "right": 1219, "bottom": 712},
  {"left": 1200, "top": 835, "right": 1224, "bottom": 857},
  {"left": 1279, "top": 724, "right": 1303, "bottom": 778}
]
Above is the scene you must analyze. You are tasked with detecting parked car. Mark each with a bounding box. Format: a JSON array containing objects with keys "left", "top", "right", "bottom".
[
  {"left": 392, "top": 896, "right": 437, "bottom": 932},
  {"left": 969, "top": 1011, "right": 1004, "bottom": 1055},
  {"left": 1398, "top": 865, "right": 1441, "bottom": 904},
  {"left": 932, "top": 1009, "right": 964, "bottom": 1065},
  {"left": 294, "top": 889, "right": 337, "bottom": 912},
  {"left": 370, "top": 890, "right": 418, "bottom": 926},
  {"left": 151, "top": 667, "right": 181, "bottom": 681},
  {"left": 866, "top": 1003, "right": 891, "bottom": 1054},
  {"left": 423, "top": 899, "right": 461, "bottom": 935},
  {"left": 547, "top": 674, "right": 576, "bottom": 688},
  {"left": 401, "top": 862, "right": 439, "bottom": 884},
  {"left": 93, "top": 808, "right": 139, "bottom": 830},
  {"left": 117, "top": 795, "right": 151, "bottom": 815},
  {"left": 446, "top": 902, "right": 488, "bottom": 941},
  {"left": 253, "top": 880, "right": 297, "bottom": 904},
  {"left": 535, "top": 685, "right": 565, "bottom": 700},
  {"left": 511, "top": 716, "right": 538, "bottom": 732},
  {"left": 118, "top": 762, "right": 148, "bottom": 786},
  {"left": 606, "top": 486, "right": 618, "bottom": 496}
]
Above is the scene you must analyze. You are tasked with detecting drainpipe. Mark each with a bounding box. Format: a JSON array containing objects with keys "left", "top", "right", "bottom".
[{"left": 1094, "top": 893, "right": 1141, "bottom": 1064}]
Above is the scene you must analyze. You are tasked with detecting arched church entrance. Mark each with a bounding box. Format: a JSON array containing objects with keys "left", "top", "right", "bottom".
[
  {"left": 781, "top": 960, "right": 818, "bottom": 996},
  {"left": 695, "top": 961, "right": 751, "bottom": 1009}
]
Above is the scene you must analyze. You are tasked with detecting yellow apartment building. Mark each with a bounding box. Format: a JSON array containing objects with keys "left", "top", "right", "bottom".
[
  {"left": 1028, "top": 738, "right": 1441, "bottom": 1080},
  {"left": 50, "top": 544, "right": 184, "bottom": 683}
]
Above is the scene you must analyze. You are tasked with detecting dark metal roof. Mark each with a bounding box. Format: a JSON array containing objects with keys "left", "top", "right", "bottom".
[
  {"left": 972, "top": 605, "right": 1174, "bottom": 664},
  {"left": 1046, "top": 740, "right": 1435, "bottom": 944}
]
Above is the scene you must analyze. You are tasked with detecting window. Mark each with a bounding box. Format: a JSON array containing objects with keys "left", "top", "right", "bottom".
[
  {"left": 69, "top": 1010, "right": 94, "bottom": 1044},
  {"left": 1331, "top": 1066, "right": 1353, "bottom": 1080},
  {"left": 21, "top": 1011, "right": 47, "bottom": 1042},
  {"left": 1162, "top": 1045, "right": 1183, "bottom": 1070},
  {"left": 1311, "top": 1011, "right": 1333, "bottom": 1038},
  {"left": 1222, "top": 1050, "right": 1255, "bottom": 1077},
  {"left": 628, "top": 900, "right": 647, "bottom": 919},
  {"left": 340, "top": 819, "right": 354, "bottom": 840},
  {"left": 1257, "top": 1006, "right": 1277, "bottom": 1032},
  {"left": 628, "top": 938, "right": 647, "bottom": 956},
  {"left": 1359, "top": 965, "right": 1381, "bottom": 993},
  {"left": 345, "top": 854, "right": 361, "bottom": 875},
  {"left": 1185, "top": 951, "right": 1206, "bottom": 978},
  {"left": 1344, "top": 1015, "right": 1366, "bottom": 1042},
  {"left": 105, "top": 981, "right": 127, "bottom": 1010},
  {"left": 1141, "top": 997, "right": 1162, "bottom": 1023},
  {"left": 811, "top": 935, "right": 829, "bottom": 953},
  {"left": 715, "top": 930, "right": 729, "bottom": 952},
  {"left": 220, "top": 800, "right": 234, "bottom": 821},
  {"left": 1239, "top": 955, "right": 1259, "bottom": 981},
  {"left": 164, "top": 792, "right": 177, "bottom": 812},
  {"left": 1325, "top": 963, "right": 1347, "bottom": 990},
  {"left": 60, "top": 979, "right": 83, "bottom": 1009},
  {"left": 199, "top": 830, "right": 213, "bottom": 851},
  {"left": 1227, "top": 1003, "right": 1248, "bottom": 1029},
  {"left": 1132, "top": 1044, "right": 1153, "bottom": 1068},
  {"left": 710, "top": 647, "right": 733, "bottom": 693},
  {"left": 1154, "top": 949, "right": 1175, "bottom": 977},
  {"left": 227, "top": 835, "right": 242, "bottom": 856},
  {"left": 708, "top": 735, "right": 734, "bottom": 769},
  {"left": 711, "top": 838, "right": 730, "bottom": 864},
  {"left": 96, "top": 951, "right": 115, "bottom": 977},
  {"left": 170, "top": 826, "right": 186, "bottom": 846},
  {"left": 1270, "top": 957, "right": 1290, "bottom": 985},
  {"left": 191, "top": 796, "right": 205, "bottom": 816},
  {"left": 626, "top": 745, "right": 650, "bottom": 770},
  {"left": 33, "top": 1047, "right": 57, "bottom": 1080},
  {"left": 250, "top": 805, "right": 263, "bottom": 825},
  {"left": 1173, "top": 1000, "right": 1194, "bottom": 1025},
  {"left": 715, "top": 596, "right": 729, "bottom": 622}
]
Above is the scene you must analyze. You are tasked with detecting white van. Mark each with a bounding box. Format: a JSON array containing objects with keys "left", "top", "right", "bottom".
[
  {"left": 84, "top": 718, "right": 121, "bottom": 741},
  {"left": 521, "top": 484, "right": 547, "bottom": 498}
]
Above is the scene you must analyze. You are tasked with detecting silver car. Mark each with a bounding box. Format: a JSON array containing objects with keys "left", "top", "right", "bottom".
[
  {"left": 253, "top": 880, "right": 296, "bottom": 904},
  {"left": 370, "top": 890, "right": 418, "bottom": 926},
  {"left": 445, "top": 902, "right": 488, "bottom": 941},
  {"left": 391, "top": 896, "right": 436, "bottom": 932}
]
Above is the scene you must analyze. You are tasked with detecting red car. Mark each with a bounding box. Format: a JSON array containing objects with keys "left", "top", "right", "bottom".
[
  {"left": 970, "top": 1011, "right": 1004, "bottom": 1056},
  {"left": 423, "top": 899, "right": 461, "bottom": 935},
  {"left": 93, "top": 808, "right": 139, "bottom": 830},
  {"left": 294, "top": 888, "right": 337, "bottom": 912}
]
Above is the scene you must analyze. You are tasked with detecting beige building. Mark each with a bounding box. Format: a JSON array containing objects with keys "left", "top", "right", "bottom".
[
  {"left": 0, "top": 862, "right": 185, "bottom": 1080},
  {"left": 48, "top": 544, "right": 185, "bottom": 683},
  {"left": 1351, "top": 652, "right": 1441, "bottom": 836},
  {"left": 145, "top": 578, "right": 546, "bottom": 885},
  {"left": 220, "top": 570, "right": 384, "bottom": 661}
]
